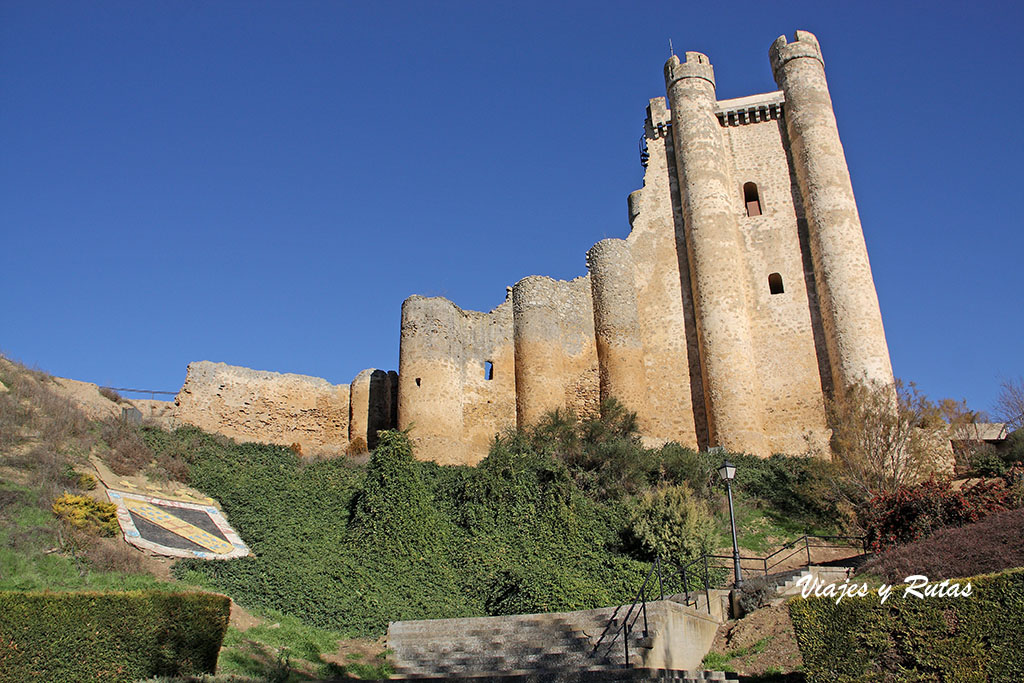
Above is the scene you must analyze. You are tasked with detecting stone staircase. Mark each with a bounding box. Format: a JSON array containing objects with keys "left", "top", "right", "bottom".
[{"left": 387, "top": 604, "right": 735, "bottom": 682}]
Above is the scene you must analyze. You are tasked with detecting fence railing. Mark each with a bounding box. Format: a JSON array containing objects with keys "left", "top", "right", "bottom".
[{"left": 590, "top": 535, "right": 865, "bottom": 665}]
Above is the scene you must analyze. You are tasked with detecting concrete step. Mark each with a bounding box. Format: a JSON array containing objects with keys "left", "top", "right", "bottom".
[{"left": 389, "top": 666, "right": 739, "bottom": 681}]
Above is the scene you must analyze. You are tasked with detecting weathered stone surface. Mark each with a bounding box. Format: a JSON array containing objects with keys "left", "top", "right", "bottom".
[
  {"left": 173, "top": 361, "right": 351, "bottom": 454},
  {"left": 397, "top": 31, "right": 891, "bottom": 463}
]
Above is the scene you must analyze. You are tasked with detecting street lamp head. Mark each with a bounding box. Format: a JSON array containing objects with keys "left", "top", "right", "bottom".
[{"left": 718, "top": 460, "right": 736, "bottom": 482}]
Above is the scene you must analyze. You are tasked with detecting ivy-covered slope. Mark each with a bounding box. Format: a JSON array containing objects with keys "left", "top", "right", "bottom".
[{"left": 169, "top": 429, "right": 647, "bottom": 637}]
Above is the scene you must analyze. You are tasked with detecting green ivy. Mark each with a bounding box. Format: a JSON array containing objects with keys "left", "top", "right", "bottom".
[{"left": 166, "top": 428, "right": 648, "bottom": 637}]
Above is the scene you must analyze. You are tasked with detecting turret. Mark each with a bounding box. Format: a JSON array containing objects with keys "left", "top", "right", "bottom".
[
  {"left": 770, "top": 31, "right": 894, "bottom": 391},
  {"left": 664, "top": 52, "right": 767, "bottom": 454},
  {"left": 588, "top": 239, "right": 646, "bottom": 415},
  {"left": 397, "top": 296, "right": 464, "bottom": 455}
]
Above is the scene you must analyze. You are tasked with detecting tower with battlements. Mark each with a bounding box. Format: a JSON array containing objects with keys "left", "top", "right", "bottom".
[{"left": 397, "top": 31, "right": 894, "bottom": 464}]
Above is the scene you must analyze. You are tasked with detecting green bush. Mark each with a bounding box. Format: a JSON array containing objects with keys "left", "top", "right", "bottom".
[
  {"left": 970, "top": 447, "right": 1009, "bottom": 476},
  {"left": 789, "top": 568, "right": 1024, "bottom": 681},
  {"left": 0, "top": 590, "right": 230, "bottom": 683},
  {"left": 626, "top": 484, "right": 717, "bottom": 567}
]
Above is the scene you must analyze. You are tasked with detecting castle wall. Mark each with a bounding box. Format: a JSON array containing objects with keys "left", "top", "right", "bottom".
[
  {"left": 513, "top": 276, "right": 599, "bottom": 426},
  {"left": 770, "top": 31, "right": 894, "bottom": 393},
  {"left": 398, "top": 296, "right": 515, "bottom": 465},
  {"left": 174, "top": 361, "right": 351, "bottom": 454},
  {"left": 389, "top": 30, "right": 893, "bottom": 465},
  {"left": 616, "top": 98, "right": 704, "bottom": 449},
  {"left": 666, "top": 52, "right": 768, "bottom": 455},
  {"left": 350, "top": 368, "right": 398, "bottom": 450},
  {"left": 720, "top": 102, "right": 831, "bottom": 454}
]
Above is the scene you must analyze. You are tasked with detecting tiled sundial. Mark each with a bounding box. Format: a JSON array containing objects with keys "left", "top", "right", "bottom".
[{"left": 107, "top": 489, "right": 250, "bottom": 559}]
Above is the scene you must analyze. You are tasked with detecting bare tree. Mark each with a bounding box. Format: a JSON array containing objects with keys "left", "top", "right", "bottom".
[
  {"left": 827, "top": 379, "right": 940, "bottom": 501},
  {"left": 994, "top": 377, "right": 1024, "bottom": 432}
]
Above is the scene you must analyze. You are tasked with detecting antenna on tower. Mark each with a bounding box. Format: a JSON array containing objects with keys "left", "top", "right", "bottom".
[{"left": 669, "top": 39, "right": 674, "bottom": 56}]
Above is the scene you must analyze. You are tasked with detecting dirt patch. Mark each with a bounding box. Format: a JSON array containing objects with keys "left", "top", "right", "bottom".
[
  {"left": 230, "top": 601, "right": 264, "bottom": 632},
  {"left": 706, "top": 603, "right": 803, "bottom": 676}
]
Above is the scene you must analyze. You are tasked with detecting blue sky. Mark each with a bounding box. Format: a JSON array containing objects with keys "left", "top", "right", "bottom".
[{"left": 2, "top": 1, "right": 1021, "bottom": 417}]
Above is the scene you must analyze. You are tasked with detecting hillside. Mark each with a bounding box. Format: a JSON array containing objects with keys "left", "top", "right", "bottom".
[{"left": 6, "top": 353, "right": 1019, "bottom": 680}]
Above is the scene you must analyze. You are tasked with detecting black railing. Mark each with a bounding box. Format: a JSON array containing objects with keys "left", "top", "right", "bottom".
[
  {"left": 590, "top": 557, "right": 664, "bottom": 666},
  {"left": 591, "top": 535, "right": 866, "bottom": 666}
]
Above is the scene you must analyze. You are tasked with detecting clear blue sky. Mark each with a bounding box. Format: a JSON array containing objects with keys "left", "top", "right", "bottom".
[{"left": 2, "top": 1, "right": 1021, "bottom": 416}]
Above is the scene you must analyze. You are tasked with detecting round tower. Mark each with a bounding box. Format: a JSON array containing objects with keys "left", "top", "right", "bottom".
[
  {"left": 770, "top": 31, "right": 894, "bottom": 391},
  {"left": 397, "top": 296, "right": 464, "bottom": 454},
  {"left": 587, "top": 239, "right": 646, "bottom": 415},
  {"left": 511, "top": 276, "right": 569, "bottom": 427},
  {"left": 665, "top": 52, "right": 767, "bottom": 454}
]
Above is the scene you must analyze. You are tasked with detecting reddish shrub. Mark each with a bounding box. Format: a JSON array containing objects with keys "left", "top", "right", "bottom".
[
  {"left": 856, "top": 506, "right": 1024, "bottom": 581},
  {"left": 860, "top": 477, "right": 1012, "bottom": 552}
]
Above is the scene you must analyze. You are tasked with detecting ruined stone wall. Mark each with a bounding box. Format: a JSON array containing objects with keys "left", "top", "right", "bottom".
[
  {"left": 174, "top": 361, "right": 352, "bottom": 454},
  {"left": 512, "top": 275, "right": 599, "bottom": 427},
  {"left": 398, "top": 296, "right": 515, "bottom": 465},
  {"left": 349, "top": 368, "right": 399, "bottom": 450}
]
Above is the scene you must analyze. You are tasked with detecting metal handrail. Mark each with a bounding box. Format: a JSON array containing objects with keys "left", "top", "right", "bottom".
[
  {"left": 593, "top": 533, "right": 868, "bottom": 657},
  {"left": 591, "top": 557, "right": 664, "bottom": 665}
]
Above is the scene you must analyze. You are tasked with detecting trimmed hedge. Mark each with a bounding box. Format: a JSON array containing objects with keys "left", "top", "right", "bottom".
[
  {"left": 0, "top": 590, "right": 230, "bottom": 683},
  {"left": 789, "top": 568, "right": 1024, "bottom": 681}
]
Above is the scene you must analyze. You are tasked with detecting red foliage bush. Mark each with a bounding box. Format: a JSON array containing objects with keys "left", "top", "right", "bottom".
[
  {"left": 860, "top": 477, "right": 1012, "bottom": 552},
  {"left": 856, "top": 506, "right": 1024, "bottom": 582}
]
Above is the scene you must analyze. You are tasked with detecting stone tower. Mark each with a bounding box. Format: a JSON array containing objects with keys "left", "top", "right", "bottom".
[{"left": 397, "top": 30, "right": 894, "bottom": 464}]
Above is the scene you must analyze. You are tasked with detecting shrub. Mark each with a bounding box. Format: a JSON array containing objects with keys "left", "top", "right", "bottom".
[
  {"left": 969, "top": 446, "right": 1008, "bottom": 476},
  {"left": 98, "top": 386, "right": 123, "bottom": 403},
  {"left": 737, "top": 575, "right": 776, "bottom": 613},
  {"left": 626, "top": 484, "right": 717, "bottom": 567},
  {"left": 51, "top": 493, "right": 119, "bottom": 536},
  {"left": 0, "top": 590, "right": 230, "bottom": 683},
  {"left": 789, "top": 568, "right": 1024, "bottom": 682},
  {"left": 346, "top": 436, "right": 368, "bottom": 455},
  {"left": 859, "top": 477, "right": 1012, "bottom": 552},
  {"left": 827, "top": 379, "right": 940, "bottom": 501},
  {"left": 103, "top": 418, "right": 154, "bottom": 475},
  {"left": 856, "top": 507, "right": 1024, "bottom": 582},
  {"left": 731, "top": 453, "right": 845, "bottom": 529},
  {"left": 655, "top": 443, "right": 716, "bottom": 499}
]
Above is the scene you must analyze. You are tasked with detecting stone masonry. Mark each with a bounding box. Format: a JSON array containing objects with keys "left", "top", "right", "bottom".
[
  {"left": 398, "top": 30, "right": 894, "bottom": 463},
  {"left": 166, "top": 31, "right": 894, "bottom": 465},
  {"left": 173, "top": 361, "right": 396, "bottom": 455}
]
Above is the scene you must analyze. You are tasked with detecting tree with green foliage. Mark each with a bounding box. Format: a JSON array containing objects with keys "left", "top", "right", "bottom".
[{"left": 626, "top": 484, "right": 717, "bottom": 567}]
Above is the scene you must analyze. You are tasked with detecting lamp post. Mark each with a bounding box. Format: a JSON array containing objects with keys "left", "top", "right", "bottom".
[{"left": 717, "top": 460, "right": 743, "bottom": 589}]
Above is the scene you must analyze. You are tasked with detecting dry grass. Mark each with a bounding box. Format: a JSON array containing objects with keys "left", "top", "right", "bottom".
[
  {"left": 102, "top": 418, "right": 154, "bottom": 475},
  {"left": 98, "top": 386, "right": 123, "bottom": 403}
]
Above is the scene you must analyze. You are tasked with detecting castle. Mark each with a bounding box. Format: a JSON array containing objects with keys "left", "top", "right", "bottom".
[{"left": 170, "top": 31, "right": 895, "bottom": 465}]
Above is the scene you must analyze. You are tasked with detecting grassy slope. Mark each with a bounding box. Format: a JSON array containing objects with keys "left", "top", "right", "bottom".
[{"left": 1, "top": 355, "right": 852, "bottom": 680}]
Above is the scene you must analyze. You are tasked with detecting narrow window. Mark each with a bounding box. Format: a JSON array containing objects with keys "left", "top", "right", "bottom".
[
  {"left": 744, "top": 182, "right": 762, "bottom": 217},
  {"left": 484, "top": 361, "right": 494, "bottom": 381},
  {"left": 415, "top": 377, "right": 421, "bottom": 387},
  {"left": 768, "top": 273, "right": 784, "bottom": 295}
]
